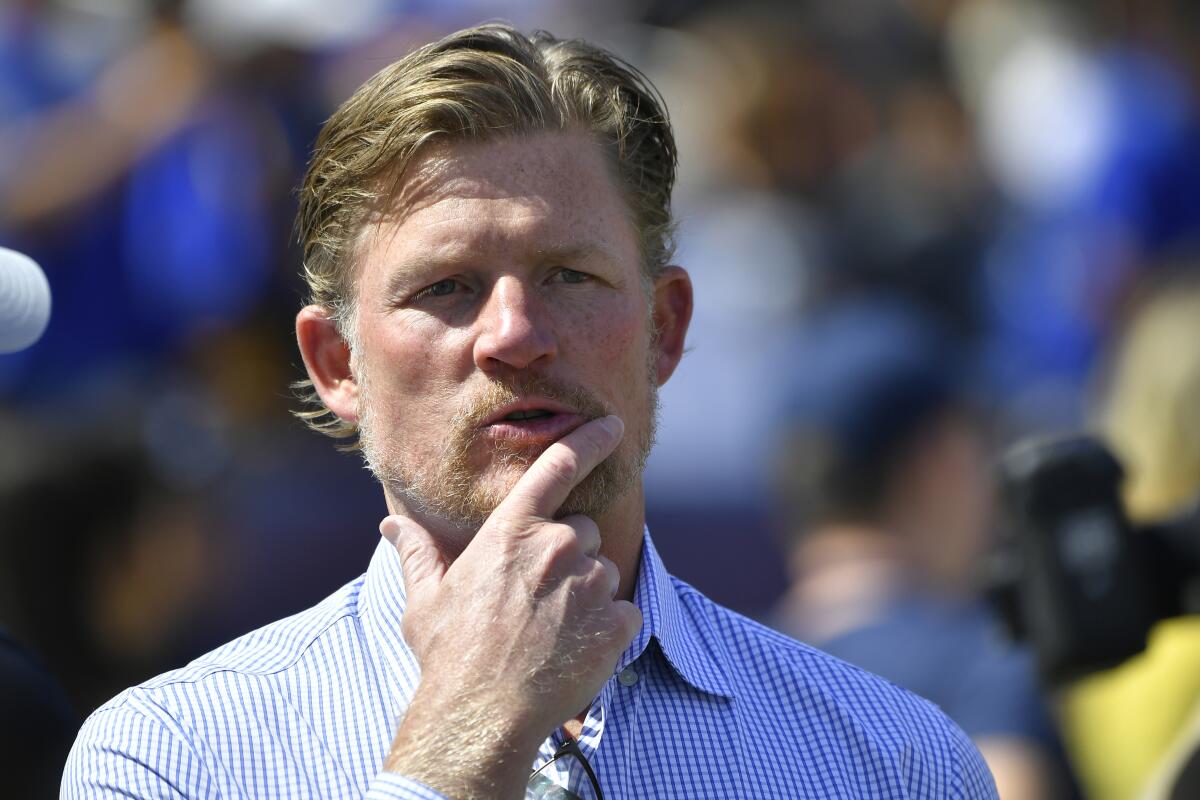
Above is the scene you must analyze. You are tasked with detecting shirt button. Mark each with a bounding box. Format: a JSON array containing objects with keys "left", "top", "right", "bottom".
[{"left": 617, "top": 667, "right": 638, "bottom": 687}]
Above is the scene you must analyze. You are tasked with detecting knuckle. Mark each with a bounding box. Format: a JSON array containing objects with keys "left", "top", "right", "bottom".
[
  {"left": 528, "top": 525, "right": 580, "bottom": 590},
  {"left": 560, "top": 514, "right": 600, "bottom": 551},
  {"left": 396, "top": 534, "right": 424, "bottom": 566},
  {"left": 540, "top": 447, "right": 581, "bottom": 486},
  {"left": 581, "top": 557, "right": 608, "bottom": 587},
  {"left": 487, "top": 507, "right": 526, "bottom": 536},
  {"left": 572, "top": 561, "right": 617, "bottom": 610},
  {"left": 591, "top": 606, "right": 634, "bottom": 652},
  {"left": 545, "top": 522, "right": 581, "bottom": 553},
  {"left": 574, "top": 515, "right": 600, "bottom": 538},
  {"left": 605, "top": 563, "right": 621, "bottom": 592},
  {"left": 393, "top": 532, "right": 419, "bottom": 561},
  {"left": 615, "top": 602, "right": 643, "bottom": 640}
]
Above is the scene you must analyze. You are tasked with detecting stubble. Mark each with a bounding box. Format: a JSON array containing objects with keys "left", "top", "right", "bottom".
[{"left": 357, "top": 356, "right": 659, "bottom": 531}]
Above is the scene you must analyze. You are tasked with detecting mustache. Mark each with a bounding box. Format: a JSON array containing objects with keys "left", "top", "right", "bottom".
[{"left": 452, "top": 374, "right": 612, "bottom": 431}]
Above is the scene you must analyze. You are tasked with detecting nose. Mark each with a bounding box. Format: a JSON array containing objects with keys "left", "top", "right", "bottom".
[{"left": 472, "top": 276, "right": 557, "bottom": 373}]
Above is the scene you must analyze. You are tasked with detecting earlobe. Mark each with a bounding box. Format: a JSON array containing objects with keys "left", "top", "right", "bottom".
[
  {"left": 652, "top": 266, "right": 694, "bottom": 385},
  {"left": 295, "top": 305, "right": 360, "bottom": 422}
]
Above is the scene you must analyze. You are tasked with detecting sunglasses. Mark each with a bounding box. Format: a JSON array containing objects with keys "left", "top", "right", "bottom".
[{"left": 526, "top": 736, "right": 605, "bottom": 800}]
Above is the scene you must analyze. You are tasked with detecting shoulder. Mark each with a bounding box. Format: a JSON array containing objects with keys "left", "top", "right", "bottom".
[
  {"left": 670, "top": 577, "right": 998, "bottom": 797},
  {"left": 149, "top": 574, "right": 366, "bottom": 687},
  {"left": 120, "top": 572, "right": 366, "bottom": 711},
  {"left": 673, "top": 575, "right": 935, "bottom": 725},
  {"left": 63, "top": 575, "right": 369, "bottom": 796}
]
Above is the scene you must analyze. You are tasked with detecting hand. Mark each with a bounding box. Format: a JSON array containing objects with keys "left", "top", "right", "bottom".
[{"left": 379, "top": 415, "right": 642, "bottom": 798}]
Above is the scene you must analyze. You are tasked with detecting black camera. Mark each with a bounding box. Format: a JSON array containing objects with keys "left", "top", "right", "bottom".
[{"left": 989, "top": 434, "right": 1200, "bottom": 686}]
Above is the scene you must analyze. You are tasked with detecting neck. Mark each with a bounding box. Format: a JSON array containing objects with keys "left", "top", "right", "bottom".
[{"left": 384, "top": 482, "right": 647, "bottom": 603}]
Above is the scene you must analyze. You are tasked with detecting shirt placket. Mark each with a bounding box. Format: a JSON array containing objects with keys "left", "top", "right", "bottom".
[{"left": 527, "top": 683, "right": 609, "bottom": 798}]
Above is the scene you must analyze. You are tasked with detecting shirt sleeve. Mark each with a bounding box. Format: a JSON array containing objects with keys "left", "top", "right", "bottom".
[
  {"left": 62, "top": 700, "right": 217, "bottom": 799},
  {"left": 365, "top": 773, "right": 451, "bottom": 800},
  {"left": 66, "top": 700, "right": 456, "bottom": 800}
]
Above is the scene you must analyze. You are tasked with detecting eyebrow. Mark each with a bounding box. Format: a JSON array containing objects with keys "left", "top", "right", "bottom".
[
  {"left": 381, "top": 240, "right": 628, "bottom": 300},
  {"left": 534, "top": 242, "right": 624, "bottom": 269}
]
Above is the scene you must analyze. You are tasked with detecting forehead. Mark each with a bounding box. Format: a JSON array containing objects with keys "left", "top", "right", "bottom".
[{"left": 354, "top": 131, "right": 639, "bottom": 272}]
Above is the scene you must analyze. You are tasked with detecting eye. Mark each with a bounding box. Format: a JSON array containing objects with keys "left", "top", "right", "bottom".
[
  {"left": 553, "top": 268, "right": 590, "bottom": 285},
  {"left": 411, "top": 278, "right": 460, "bottom": 300}
]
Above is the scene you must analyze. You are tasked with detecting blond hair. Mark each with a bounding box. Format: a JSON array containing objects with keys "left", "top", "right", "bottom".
[{"left": 292, "top": 23, "right": 677, "bottom": 444}]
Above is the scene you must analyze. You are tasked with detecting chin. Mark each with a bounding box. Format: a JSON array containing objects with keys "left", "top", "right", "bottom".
[{"left": 477, "top": 470, "right": 524, "bottom": 501}]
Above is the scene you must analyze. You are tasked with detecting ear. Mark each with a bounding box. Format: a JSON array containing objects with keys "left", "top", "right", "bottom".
[
  {"left": 650, "top": 266, "right": 693, "bottom": 386},
  {"left": 296, "top": 305, "right": 360, "bottom": 423}
]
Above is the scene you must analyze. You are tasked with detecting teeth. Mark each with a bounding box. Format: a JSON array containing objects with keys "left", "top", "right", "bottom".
[{"left": 505, "top": 409, "right": 553, "bottom": 421}]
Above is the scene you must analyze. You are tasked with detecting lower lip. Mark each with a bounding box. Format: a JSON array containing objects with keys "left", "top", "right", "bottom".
[{"left": 481, "top": 413, "right": 587, "bottom": 444}]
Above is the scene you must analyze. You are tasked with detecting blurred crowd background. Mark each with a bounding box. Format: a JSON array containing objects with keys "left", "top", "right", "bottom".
[{"left": 3, "top": 0, "right": 1200, "bottom": 797}]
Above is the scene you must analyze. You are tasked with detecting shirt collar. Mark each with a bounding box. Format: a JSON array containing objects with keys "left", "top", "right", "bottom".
[
  {"left": 359, "top": 527, "right": 734, "bottom": 704},
  {"left": 359, "top": 537, "right": 422, "bottom": 714},
  {"left": 620, "top": 529, "right": 734, "bottom": 699}
]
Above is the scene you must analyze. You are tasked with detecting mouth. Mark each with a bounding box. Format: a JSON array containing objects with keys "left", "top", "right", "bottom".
[
  {"left": 499, "top": 408, "right": 556, "bottom": 422},
  {"left": 479, "top": 398, "right": 587, "bottom": 444}
]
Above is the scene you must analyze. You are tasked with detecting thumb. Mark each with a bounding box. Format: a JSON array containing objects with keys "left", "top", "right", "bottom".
[{"left": 380, "top": 515, "right": 446, "bottom": 603}]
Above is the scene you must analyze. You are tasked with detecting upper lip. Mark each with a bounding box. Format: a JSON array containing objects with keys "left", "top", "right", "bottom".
[{"left": 481, "top": 397, "right": 579, "bottom": 427}]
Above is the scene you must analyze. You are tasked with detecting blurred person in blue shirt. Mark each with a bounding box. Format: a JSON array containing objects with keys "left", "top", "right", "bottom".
[{"left": 770, "top": 297, "right": 1077, "bottom": 800}]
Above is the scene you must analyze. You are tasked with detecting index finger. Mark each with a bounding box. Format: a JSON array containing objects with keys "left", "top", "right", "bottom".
[{"left": 496, "top": 415, "right": 624, "bottom": 520}]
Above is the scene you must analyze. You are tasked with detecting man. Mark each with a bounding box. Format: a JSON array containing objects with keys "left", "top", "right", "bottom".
[{"left": 65, "top": 24, "right": 997, "bottom": 799}]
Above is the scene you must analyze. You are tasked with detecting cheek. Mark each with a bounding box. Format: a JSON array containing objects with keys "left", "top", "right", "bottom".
[
  {"left": 363, "top": 313, "right": 471, "bottom": 381},
  {"left": 570, "top": 289, "right": 647, "bottom": 349},
  {"left": 359, "top": 325, "right": 470, "bottom": 425},
  {"left": 572, "top": 302, "right": 655, "bottom": 407},
  {"left": 570, "top": 304, "right": 647, "bottom": 373}
]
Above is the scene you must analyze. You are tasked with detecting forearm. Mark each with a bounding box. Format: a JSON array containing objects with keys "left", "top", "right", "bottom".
[{"left": 382, "top": 680, "right": 543, "bottom": 800}]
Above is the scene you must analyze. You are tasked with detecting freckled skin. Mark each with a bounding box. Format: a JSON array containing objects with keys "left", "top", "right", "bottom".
[{"left": 350, "top": 131, "right": 663, "bottom": 575}]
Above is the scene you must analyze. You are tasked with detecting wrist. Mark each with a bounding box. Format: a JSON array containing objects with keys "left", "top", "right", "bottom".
[{"left": 384, "top": 682, "right": 544, "bottom": 799}]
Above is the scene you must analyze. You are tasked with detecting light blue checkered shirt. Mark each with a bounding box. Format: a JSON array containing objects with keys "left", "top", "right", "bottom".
[{"left": 64, "top": 531, "right": 998, "bottom": 798}]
